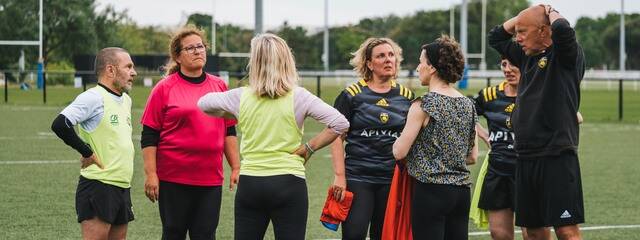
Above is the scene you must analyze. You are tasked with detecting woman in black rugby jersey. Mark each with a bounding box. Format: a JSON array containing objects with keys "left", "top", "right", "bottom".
[{"left": 331, "top": 37, "right": 414, "bottom": 240}]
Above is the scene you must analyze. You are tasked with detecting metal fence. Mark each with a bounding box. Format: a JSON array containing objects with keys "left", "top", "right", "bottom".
[{"left": 1, "top": 69, "right": 638, "bottom": 121}]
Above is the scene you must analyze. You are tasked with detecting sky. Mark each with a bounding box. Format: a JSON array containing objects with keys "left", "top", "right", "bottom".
[{"left": 96, "top": 0, "right": 640, "bottom": 30}]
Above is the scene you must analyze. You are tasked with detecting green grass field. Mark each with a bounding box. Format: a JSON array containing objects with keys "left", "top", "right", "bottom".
[{"left": 1, "top": 80, "right": 639, "bottom": 239}]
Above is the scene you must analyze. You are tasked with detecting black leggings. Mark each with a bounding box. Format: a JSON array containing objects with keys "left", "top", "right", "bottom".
[
  {"left": 341, "top": 180, "right": 390, "bottom": 240},
  {"left": 411, "top": 182, "right": 470, "bottom": 240},
  {"left": 234, "top": 174, "right": 308, "bottom": 240},
  {"left": 158, "top": 181, "right": 222, "bottom": 240}
]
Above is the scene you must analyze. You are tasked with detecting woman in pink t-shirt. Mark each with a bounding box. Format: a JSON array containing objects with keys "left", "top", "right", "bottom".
[{"left": 140, "top": 25, "right": 240, "bottom": 240}]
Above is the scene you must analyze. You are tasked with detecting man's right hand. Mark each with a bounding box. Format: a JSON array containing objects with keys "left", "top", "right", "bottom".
[
  {"left": 504, "top": 16, "right": 518, "bottom": 35},
  {"left": 80, "top": 154, "right": 104, "bottom": 169},
  {"left": 145, "top": 173, "right": 160, "bottom": 203}
]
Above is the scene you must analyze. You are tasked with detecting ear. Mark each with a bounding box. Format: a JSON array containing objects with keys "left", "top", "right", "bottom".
[
  {"left": 106, "top": 65, "right": 116, "bottom": 78},
  {"left": 428, "top": 64, "right": 437, "bottom": 75},
  {"left": 539, "top": 25, "right": 551, "bottom": 38}
]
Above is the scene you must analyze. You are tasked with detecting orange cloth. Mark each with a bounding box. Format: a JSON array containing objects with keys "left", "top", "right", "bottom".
[
  {"left": 320, "top": 187, "right": 354, "bottom": 231},
  {"left": 382, "top": 164, "right": 414, "bottom": 240}
]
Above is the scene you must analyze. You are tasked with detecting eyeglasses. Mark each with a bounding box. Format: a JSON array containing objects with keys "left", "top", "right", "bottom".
[
  {"left": 499, "top": 61, "right": 516, "bottom": 70},
  {"left": 181, "top": 44, "right": 206, "bottom": 54}
]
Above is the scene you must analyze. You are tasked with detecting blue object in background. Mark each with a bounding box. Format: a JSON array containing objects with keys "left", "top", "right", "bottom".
[
  {"left": 20, "top": 82, "right": 31, "bottom": 90},
  {"left": 458, "top": 64, "right": 469, "bottom": 90},
  {"left": 37, "top": 62, "right": 44, "bottom": 89}
]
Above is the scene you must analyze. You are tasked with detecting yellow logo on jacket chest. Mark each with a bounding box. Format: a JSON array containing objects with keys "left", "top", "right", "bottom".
[
  {"left": 538, "top": 57, "right": 548, "bottom": 69},
  {"left": 380, "top": 112, "right": 389, "bottom": 124}
]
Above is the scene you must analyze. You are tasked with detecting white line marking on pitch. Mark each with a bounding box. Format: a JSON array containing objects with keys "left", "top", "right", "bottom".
[
  {"left": 0, "top": 160, "right": 76, "bottom": 164},
  {"left": 0, "top": 134, "right": 141, "bottom": 140},
  {"left": 314, "top": 224, "right": 640, "bottom": 239},
  {"left": 470, "top": 224, "right": 640, "bottom": 236}
]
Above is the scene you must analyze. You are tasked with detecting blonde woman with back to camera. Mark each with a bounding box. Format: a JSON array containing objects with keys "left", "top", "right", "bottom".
[{"left": 198, "top": 33, "right": 349, "bottom": 240}]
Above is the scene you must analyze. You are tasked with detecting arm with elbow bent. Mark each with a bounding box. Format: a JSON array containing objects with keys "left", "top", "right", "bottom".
[
  {"left": 294, "top": 127, "right": 343, "bottom": 165},
  {"left": 502, "top": 16, "right": 517, "bottom": 35},
  {"left": 393, "top": 101, "right": 428, "bottom": 161},
  {"left": 199, "top": 105, "right": 236, "bottom": 119},
  {"left": 294, "top": 127, "right": 346, "bottom": 200},
  {"left": 197, "top": 91, "right": 239, "bottom": 119},
  {"left": 542, "top": 4, "right": 563, "bottom": 25},
  {"left": 296, "top": 90, "right": 350, "bottom": 200},
  {"left": 51, "top": 114, "right": 104, "bottom": 169},
  {"left": 488, "top": 16, "right": 524, "bottom": 68}
]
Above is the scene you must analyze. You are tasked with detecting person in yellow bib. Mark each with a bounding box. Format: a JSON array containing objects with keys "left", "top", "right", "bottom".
[
  {"left": 51, "top": 47, "right": 137, "bottom": 240},
  {"left": 198, "top": 33, "right": 349, "bottom": 240}
]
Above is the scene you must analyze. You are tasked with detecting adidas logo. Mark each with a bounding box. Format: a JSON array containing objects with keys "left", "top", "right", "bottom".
[
  {"left": 376, "top": 98, "right": 389, "bottom": 107},
  {"left": 560, "top": 210, "right": 572, "bottom": 219},
  {"left": 504, "top": 103, "right": 515, "bottom": 113}
]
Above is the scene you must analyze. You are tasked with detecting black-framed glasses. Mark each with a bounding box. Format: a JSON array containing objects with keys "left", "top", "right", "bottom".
[{"left": 181, "top": 44, "right": 206, "bottom": 54}]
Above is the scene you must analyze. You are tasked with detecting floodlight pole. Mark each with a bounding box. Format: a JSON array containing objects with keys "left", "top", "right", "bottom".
[
  {"left": 37, "top": 0, "right": 44, "bottom": 91},
  {"left": 479, "top": 0, "right": 487, "bottom": 70},
  {"left": 255, "top": 0, "right": 263, "bottom": 35},
  {"left": 39, "top": 0, "right": 43, "bottom": 60},
  {"left": 211, "top": 0, "right": 216, "bottom": 55},
  {"left": 461, "top": 0, "right": 468, "bottom": 62},
  {"left": 323, "top": 0, "right": 329, "bottom": 72},
  {"left": 620, "top": 0, "right": 626, "bottom": 72},
  {"left": 450, "top": 4, "right": 455, "bottom": 38}
]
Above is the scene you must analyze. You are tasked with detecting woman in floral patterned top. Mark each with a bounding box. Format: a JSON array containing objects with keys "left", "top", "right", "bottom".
[{"left": 393, "top": 35, "right": 478, "bottom": 240}]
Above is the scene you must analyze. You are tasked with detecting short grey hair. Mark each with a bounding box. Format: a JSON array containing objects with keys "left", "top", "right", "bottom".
[{"left": 94, "top": 47, "right": 128, "bottom": 77}]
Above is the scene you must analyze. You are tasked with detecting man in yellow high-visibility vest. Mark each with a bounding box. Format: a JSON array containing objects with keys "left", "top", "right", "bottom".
[{"left": 51, "top": 47, "right": 137, "bottom": 239}]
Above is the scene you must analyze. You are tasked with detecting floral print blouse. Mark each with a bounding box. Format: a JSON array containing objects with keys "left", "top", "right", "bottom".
[{"left": 406, "top": 92, "right": 477, "bottom": 187}]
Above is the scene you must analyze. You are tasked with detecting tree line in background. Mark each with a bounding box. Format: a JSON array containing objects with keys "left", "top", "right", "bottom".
[{"left": 1, "top": 0, "right": 639, "bottom": 74}]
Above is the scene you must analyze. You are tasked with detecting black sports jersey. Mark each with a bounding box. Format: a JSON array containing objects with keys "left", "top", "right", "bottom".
[
  {"left": 474, "top": 82, "right": 517, "bottom": 175},
  {"left": 334, "top": 79, "right": 413, "bottom": 184}
]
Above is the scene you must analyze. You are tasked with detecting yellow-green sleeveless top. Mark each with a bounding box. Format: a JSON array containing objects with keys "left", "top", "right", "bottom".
[
  {"left": 238, "top": 87, "right": 305, "bottom": 177},
  {"left": 79, "top": 86, "right": 134, "bottom": 188}
]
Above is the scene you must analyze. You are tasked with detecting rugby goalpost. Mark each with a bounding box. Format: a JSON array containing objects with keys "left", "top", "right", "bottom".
[{"left": 0, "top": 0, "right": 44, "bottom": 92}]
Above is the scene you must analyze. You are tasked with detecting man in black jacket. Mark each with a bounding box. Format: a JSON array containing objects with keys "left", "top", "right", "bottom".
[{"left": 488, "top": 4, "right": 585, "bottom": 240}]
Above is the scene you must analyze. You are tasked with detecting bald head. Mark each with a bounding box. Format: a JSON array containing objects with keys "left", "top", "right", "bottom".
[
  {"left": 517, "top": 5, "right": 550, "bottom": 28},
  {"left": 514, "top": 5, "right": 552, "bottom": 56}
]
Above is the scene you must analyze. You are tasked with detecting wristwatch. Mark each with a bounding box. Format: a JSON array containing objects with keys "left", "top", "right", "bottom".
[{"left": 547, "top": 6, "right": 559, "bottom": 16}]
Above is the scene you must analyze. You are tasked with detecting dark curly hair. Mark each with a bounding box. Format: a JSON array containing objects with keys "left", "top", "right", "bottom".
[{"left": 421, "top": 34, "right": 465, "bottom": 84}]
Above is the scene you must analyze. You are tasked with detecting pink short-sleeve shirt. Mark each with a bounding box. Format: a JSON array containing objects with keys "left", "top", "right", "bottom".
[{"left": 141, "top": 73, "right": 236, "bottom": 186}]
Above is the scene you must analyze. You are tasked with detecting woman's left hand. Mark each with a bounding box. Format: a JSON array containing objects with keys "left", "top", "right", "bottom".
[
  {"left": 332, "top": 174, "right": 347, "bottom": 202},
  {"left": 229, "top": 168, "right": 239, "bottom": 191}
]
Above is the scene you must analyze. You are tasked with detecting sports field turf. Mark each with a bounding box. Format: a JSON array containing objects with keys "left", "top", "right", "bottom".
[{"left": 0, "top": 78, "right": 638, "bottom": 239}]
